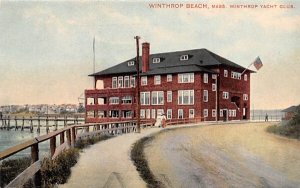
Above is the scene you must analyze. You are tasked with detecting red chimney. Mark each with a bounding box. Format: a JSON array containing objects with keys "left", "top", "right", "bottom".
[{"left": 142, "top": 42, "right": 150, "bottom": 73}]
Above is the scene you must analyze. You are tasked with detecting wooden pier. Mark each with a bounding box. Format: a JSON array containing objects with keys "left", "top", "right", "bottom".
[
  {"left": 0, "top": 115, "right": 84, "bottom": 133},
  {"left": 0, "top": 120, "right": 154, "bottom": 188}
]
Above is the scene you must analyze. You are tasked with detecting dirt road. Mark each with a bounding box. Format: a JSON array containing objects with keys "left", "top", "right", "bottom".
[{"left": 145, "top": 122, "right": 300, "bottom": 188}]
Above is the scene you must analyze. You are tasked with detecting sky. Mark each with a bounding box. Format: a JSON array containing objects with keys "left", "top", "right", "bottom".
[{"left": 0, "top": 0, "right": 299, "bottom": 109}]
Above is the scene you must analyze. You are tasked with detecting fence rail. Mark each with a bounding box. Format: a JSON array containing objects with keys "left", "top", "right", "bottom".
[{"left": 0, "top": 120, "right": 153, "bottom": 188}]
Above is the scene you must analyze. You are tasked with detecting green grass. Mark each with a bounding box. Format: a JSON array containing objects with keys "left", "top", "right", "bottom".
[{"left": 131, "top": 136, "right": 165, "bottom": 188}]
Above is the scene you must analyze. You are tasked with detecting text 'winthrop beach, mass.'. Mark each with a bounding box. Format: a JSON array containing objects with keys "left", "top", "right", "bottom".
[{"left": 148, "top": 3, "right": 295, "bottom": 9}]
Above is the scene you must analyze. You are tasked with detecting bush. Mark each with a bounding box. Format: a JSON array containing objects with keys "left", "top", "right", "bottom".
[
  {"left": 41, "top": 148, "right": 79, "bottom": 186},
  {"left": 0, "top": 157, "right": 31, "bottom": 187}
]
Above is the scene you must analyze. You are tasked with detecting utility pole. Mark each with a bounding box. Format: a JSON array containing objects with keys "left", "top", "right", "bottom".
[{"left": 134, "top": 36, "right": 141, "bottom": 133}]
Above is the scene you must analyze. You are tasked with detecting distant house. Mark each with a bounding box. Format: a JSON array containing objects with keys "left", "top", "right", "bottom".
[
  {"left": 85, "top": 42, "right": 254, "bottom": 123},
  {"left": 282, "top": 105, "right": 300, "bottom": 120}
]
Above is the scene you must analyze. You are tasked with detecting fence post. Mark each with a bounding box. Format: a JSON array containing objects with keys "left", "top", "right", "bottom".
[
  {"left": 60, "top": 132, "right": 65, "bottom": 145},
  {"left": 31, "top": 143, "right": 41, "bottom": 187},
  {"left": 71, "top": 127, "right": 76, "bottom": 147},
  {"left": 66, "top": 129, "right": 71, "bottom": 146},
  {"left": 50, "top": 136, "right": 56, "bottom": 157}
]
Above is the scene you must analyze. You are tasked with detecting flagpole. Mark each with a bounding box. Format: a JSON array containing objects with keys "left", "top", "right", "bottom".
[
  {"left": 241, "top": 62, "right": 254, "bottom": 75},
  {"left": 93, "top": 36, "right": 95, "bottom": 74}
]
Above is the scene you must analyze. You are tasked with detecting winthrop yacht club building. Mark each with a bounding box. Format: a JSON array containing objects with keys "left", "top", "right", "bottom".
[{"left": 84, "top": 42, "right": 253, "bottom": 123}]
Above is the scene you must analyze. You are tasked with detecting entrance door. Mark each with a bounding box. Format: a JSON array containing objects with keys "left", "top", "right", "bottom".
[{"left": 223, "top": 109, "right": 228, "bottom": 122}]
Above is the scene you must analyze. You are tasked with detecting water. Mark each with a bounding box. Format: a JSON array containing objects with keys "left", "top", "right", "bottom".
[{"left": 0, "top": 120, "right": 71, "bottom": 161}]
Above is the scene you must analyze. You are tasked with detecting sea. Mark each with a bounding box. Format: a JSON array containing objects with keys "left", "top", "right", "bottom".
[{"left": 0, "top": 109, "right": 285, "bottom": 160}]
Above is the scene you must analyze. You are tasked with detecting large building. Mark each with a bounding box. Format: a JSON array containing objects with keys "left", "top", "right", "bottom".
[{"left": 85, "top": 43, "right": 253, "bottom": 123}]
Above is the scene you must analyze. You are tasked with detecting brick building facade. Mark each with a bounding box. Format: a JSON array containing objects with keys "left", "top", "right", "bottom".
[{"left": 85, "top": 43, "right": 253, "bottom": 123}]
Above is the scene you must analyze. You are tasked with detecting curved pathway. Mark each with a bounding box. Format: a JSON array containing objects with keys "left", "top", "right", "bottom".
[
  {"left": 60, "top": 127, "right": 161, "bottom": 188},
  {"left": 145, "top": 122, "right": 300, "bottom": 188}
]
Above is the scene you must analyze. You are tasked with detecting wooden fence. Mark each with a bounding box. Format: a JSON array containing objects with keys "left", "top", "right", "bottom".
[{"left": 0, "top": 120, "right": 153, "bottom": 188}]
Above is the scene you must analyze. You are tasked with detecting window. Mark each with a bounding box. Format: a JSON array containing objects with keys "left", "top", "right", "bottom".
[
  {"left": 178, "top": 90, "right": 194, "bottom": 105},
  {"left": 109, "top": 97, "right": 119, "bottom": 104},
  {"left": 243, "top": 94, "right": 248, "bottom": 101},
  {"left": 231, "top": 71, "right": 242, "bottom": 80},
  {"left": 157, "top": 109, "right": 164, "bottom": 116},
  {"left": 118, "top": 76, "right": 123, "bottom": 88},
  {"left": 154, "top": 75, "right": 161, "bottom": 85},
  {"left": 167, "top": 109, "right": 172, "bottom": 119},
  {"left": 87, "top": 111, "right": 95, "bottom": 118},
  {"left": 212, "top": 74, "right": 217, "bottom": 79},
  {"left": 203, "top": 90, "right": 208, "bottom": 102},
  {"left": 140, "top": 92, "right": 150, "bottom": 105},
  {"left": 128, "top": 61, "right": 135, "bottom": 66},
  {"left": 203, "top": 109, "right": 208, "bottom": 117},
  {"left": 146, "top": 109, "right": 151, "bottom": 119},
  {"left": 212, "top": 84, "right": 216, "bottom": 91},
  {"left": 178, "top": 73, "right": 194, "bottom": 83},
  {"left": 130, "top": 76, "right": 136, "bottom": 88},
  {"left": 140, "top": 109, "right": 145, "bottom": 119},
  {"left": 112, "top": 77, "right": 117, "bottom": 88},
  {"left": 124, "top": 76, "right": 130, "bottom": 88},
  {"left": 231, "top": 71, "right": 234, "bottom": 78},
  {"left": 152, "top": 109, "right": 156, "bottom": 119},
  {"left": 220, "top": 109, "right": 223, "bottom": 117},
  {"left": 224, "top": 70, "right": 228, "bottom": 77},
  {"left": 229, "top": 110, "right": 232, "bottom": 117},
  {"left": 167, "top": 91, "right": 172, "bottom": 102},
  {"left": 223, "top": 92, "right": 229, "bottom": 99},
  {"left": 244, "top": 74, "right": 248, "bottom": 81},
  {"left": 151, "top": 91, "right": 164, "bottom": 105},
  {"left": 153, "top": 58, "right": 160, "bottom": 63},
  {"left": 122, "top": 96, "right": 132, "bottom": 104},
  {"left": 178, "top": 109, "right": 184, "bottom": 119},
  {"left": 203, "top": 73, "right": 208, "bottom": 83},
  {"left": 167, "top": 74, "right": 172, "bottom": 82},
  {"left": 189, "top": 109, "right": 195, "bottom": 119},
  {"left": 180, "top": 55, "right": 189, "bottom": 61},
  {"left": 232, "top": 110, "right": 236, "bottom": 117},
  {"left": 141, "top": 76, "right": 147, "bottom": 86},
  {"left": 87, "top": 97, "right": 95, "bottom": 105},
  {"left": 212, "top": 109, "right": 216, "bottom": 117}
]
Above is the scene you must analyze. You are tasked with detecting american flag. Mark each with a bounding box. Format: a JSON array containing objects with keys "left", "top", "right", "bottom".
[{"left": 253, "top": 56, "right": 263, "bottom": 70}]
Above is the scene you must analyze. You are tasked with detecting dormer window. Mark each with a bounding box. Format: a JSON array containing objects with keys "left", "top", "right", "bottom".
[
  {"left": 180, "top": 55, "right": 189, "bottom": 61},
  {"left": 152, "top": 58, "right": 160, "bottom": 63},
  {"left": 127, "top": 61, "right": 135, "bottom": 66}
]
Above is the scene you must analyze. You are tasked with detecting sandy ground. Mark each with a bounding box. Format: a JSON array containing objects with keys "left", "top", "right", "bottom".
[
  {"left": 60, "top": 127, "right": 161, "bottom": 188},
  {"left": 145, "top": 122, "right": 300, "bottom": 188}
]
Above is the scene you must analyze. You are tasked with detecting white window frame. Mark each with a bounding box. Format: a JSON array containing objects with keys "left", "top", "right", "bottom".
[
  {"left": 203, "top": 90, "right": 208, "bottom": 102},
  {"left": 122, "top": 96, "right": 132, "bottom": 104},
  {"left": 167, "top": 74, "right": 172, "bottom": 82},
  {"left": 151, "top": 91, "right": 164, "bottom": 105},
  {"left": 157, "top": 109, "right": 164, "bottom": 116},
  {"left": 140, "top": 92, "right": 150, "bottom": 105},
  {"left": 220, "top": 109, "right": 223, "bottom": 117},
  {"left": 140, "top": 109, "right": 145, "bottom": 119},
  {"left": 178, "top": 73, "right": 194, "bottom": 83},
  {"left": 203, "top": 109, "right": 208, "bottom": 118},
  {"left": 178, "top": 109, "right": 184, "bottom": 119},
  {"left": 229, "top": 110, "right": 232, "bottom": 117},
  {"left": 232, "top": 110, "right": 236, "bottom": 117},
  {"left": 224, "top": 70, "right": 228, "bottom": 77},
  {"left": 243, "top": 94, "right": 248, "bottom": 101},
  {"left": 203, "top": 73, "right": 208, "bottom": 83},
  {"left": 127, "top": 61, "right": 135, "bottom": 66},
  {"left": 118, "top": 76, "right": 123, "bottom": 88},
  {"left": 223, "top": 91, "right": 229, "bottom": 99},
  {"left": 154, "top": 75, "right": 161, "bottom": 85},
  {"left": 167, "top": 109, "right": 172, "bottom": 119},
  {"left": 167, "top": 91, "right": 172, "bottom": 102},
  {"left": 112, "top": 77, "right": 117, "bottom": 89},
  {"left": 151, "top": 109, "right": 156, "bottom": 119},
  {"left": 189, "top": 109, "right": 195, "bottom": 119},
  {"left": 146, "top": 109, "right": 151, "bottom": 119},
  {"left": 109, "top": 97, "right": 119, "bottom": 104},
  {"left": 152, "top": 58, "right": 160, "bottom": 63},
  {"left": 244, "top": 74, "right": 248, "bottom": 81},
  {"left": 212, "top": 84, "right": 216, "bottom": 91},
  {"left": 141, "top": 76, "right": 147, "bottom": 86},
  {"left": 124, "top": 76, "right": 130, "bottom": 88},
  {"left": 130, "top": 76, "right": 136, "bottom": 88},
  {"left": 178, "top": 90, "right": 194, "bottom": 105},
  {"left": 180, "top": 55, "right": 189, "bottom": 61},
  {"left": 212, "top": 109, "right": 216, "bottom": 117}
]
